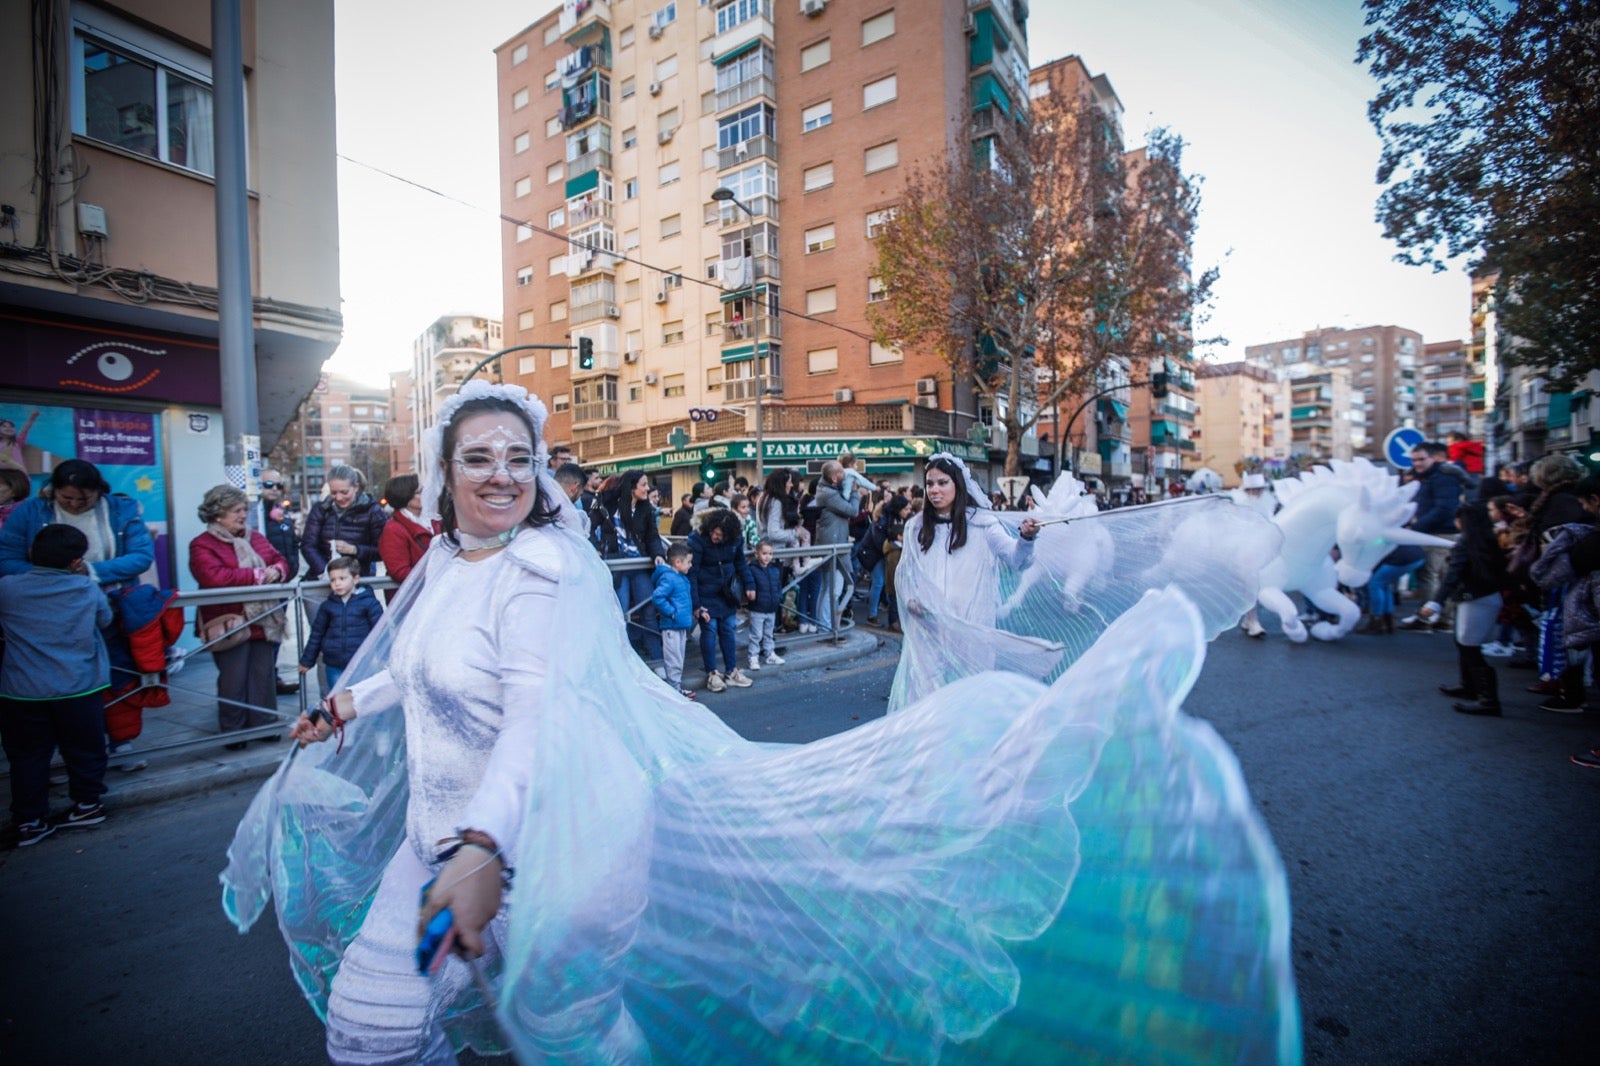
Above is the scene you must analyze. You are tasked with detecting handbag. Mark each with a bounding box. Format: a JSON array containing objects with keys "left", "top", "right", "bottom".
[
  {"left": 720, "top": 562, "right": 745, "bottom": 608},
  {"left": 200, "top": 611, "right": 251, "bottom": 653}
]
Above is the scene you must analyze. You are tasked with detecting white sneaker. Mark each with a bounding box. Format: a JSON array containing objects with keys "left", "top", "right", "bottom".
[
  {"left": 725, "top": 668, "right": 753, "bottom": 688},
  {"left": 108, "top": 740, "right": 148, "bottom": 773},
  {"left": 764, "top": 652, "right": 785, "bottom": 666},
  {"left": 705, "top": 671, "right": 727, "bottom": 693},
  {"left": 1482, "top": 641, "right": 1513, "bottom": 658},
  {"left": 747, "top": 658, "right": 762, "bottom": 671},
  {"left": 799, "top": 623, "right": 816, "bottom": 634}
]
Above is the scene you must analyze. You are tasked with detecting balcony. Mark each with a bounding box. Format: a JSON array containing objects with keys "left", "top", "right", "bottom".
[
  {"left": 716, "top": 75, "right": 776, "bottom": 113},
  {"left": 762, "top": 403, "right": 911, "bottom": 436},
  {"left": 566, "top": 196, "right": 613, "bottom": 226},
  {"left": 717, "top": 195, "right": 778, "bottom": 227},
  {"left": 718, "top": 253, "right": 780, "bottom": 284},
  {"left": 718, "top": 134, "right": 777, "bottom": 171},
  {"left": 572, "top": 400, "right": 620, "bottom": 424},
  {"left": 721, "top": 317, "right": 782, "bottom": 343},
  {"left": 570, "top": 295, "right": 620, "bottom": 325},
  {"left": 566, "top": 148, "right": 612, "bottom": 182},
  {"left": 724, "top": 375, "right": 779, "bottom": 403},
  {"left": 713, "top": 6, "right": 773, "bottom": 57},
  {"left": 559, "top": 0, "right": 609, "bottom": 37},
  {"left": 560, "top": 97, "right": 612, "bottom": 130}
]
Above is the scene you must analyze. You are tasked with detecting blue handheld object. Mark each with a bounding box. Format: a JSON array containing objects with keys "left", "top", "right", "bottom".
[{"left": 416, "top": 878, "right": 456, "bottom": 975}]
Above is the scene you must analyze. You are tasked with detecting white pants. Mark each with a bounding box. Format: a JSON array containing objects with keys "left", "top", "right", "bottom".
[
  {"left": 747, "top": 611, "right": 776, "bottom": 661},
  {"left": 326, "top": 846, "right": 486, "bottom": 1066}
]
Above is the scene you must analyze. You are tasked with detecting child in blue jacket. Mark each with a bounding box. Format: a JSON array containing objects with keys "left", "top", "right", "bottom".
[
  {"left": 651, "top": 543, "right": 696, "bottom": 698},
  {"left": 0, "top": 525, "right": 114, "bottom": 846},
  {"left": 298, "top": 557, "right": 383, "bottom": 694},
  {"left": 746, "top": 539, "right": 786, "bottom": 672}
]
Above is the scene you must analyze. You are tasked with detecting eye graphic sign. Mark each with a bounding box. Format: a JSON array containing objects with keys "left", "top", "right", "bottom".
[{"left": 0, "top": 310, "right": 221, "bottom": 405}]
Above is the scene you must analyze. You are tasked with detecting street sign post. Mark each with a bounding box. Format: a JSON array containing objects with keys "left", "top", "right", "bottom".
[{"left": 1383, "top": 427, "right": 1427, "bottom": 469}]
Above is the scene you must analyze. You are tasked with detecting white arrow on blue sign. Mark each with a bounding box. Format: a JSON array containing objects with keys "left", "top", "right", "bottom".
[{"left": 1384, "top": 427, "right": 1427, "bottom": 468}]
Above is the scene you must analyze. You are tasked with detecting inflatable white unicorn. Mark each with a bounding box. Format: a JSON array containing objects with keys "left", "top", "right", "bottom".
[{"left": 1255, "top": 458, "right": 1451, "bottom": 642}]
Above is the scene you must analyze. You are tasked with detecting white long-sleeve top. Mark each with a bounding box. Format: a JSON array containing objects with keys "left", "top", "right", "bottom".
[
  {"left": 348, "top": 530, "right": 558, "bottom": 866},
  {"left": 902, "top": 508, "right": 1034, "bottom": 631}
]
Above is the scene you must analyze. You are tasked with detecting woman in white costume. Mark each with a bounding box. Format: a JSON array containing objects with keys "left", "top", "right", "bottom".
[
  {"left": 224, "top": 382, "right": 1300, "bottom": 1066},
  {"left": 890, "top": 454, "right": 1044, "bottom": 707}
]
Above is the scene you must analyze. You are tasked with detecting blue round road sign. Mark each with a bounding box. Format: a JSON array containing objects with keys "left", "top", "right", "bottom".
[{"left": 1384, "top": 427, "right": 1427, "bottom": 468}]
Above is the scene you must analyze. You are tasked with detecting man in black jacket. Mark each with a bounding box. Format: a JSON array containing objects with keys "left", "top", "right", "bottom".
[{"left": 1401, "top": 442, "right": 1464, "bottom": 630}]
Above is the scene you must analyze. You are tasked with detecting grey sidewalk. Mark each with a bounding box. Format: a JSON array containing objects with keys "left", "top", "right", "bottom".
[{"left": 7, "top": 627, "right": 885, "bottom": 813}]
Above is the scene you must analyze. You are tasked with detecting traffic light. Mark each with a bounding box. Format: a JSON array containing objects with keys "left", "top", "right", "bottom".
[
  {"left": 703, "top": 464, "right": 719, "bottom": 485},
  {"left": 577, "top": 336, "right": 594, "bottom": 370}
]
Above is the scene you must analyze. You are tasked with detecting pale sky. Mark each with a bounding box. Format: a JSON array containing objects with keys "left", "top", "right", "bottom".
[{"left": 324, "top": 0, "right": 1469, "bottom": 387}]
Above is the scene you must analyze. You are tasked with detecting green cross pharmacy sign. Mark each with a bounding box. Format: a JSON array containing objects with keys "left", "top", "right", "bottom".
[{"left": 587, "top": 437, "right": 986, "bottom": 477}]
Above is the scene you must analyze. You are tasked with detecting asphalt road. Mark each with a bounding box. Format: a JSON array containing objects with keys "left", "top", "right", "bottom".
[{"left": 3, "top": 626, "right": 1596, "bottom": 1064}]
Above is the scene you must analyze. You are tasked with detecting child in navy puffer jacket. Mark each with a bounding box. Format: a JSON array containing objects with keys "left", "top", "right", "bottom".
[
  {"left": 298, "top": 557, "right": 383, "bottom": 694},
  {"left": 746, "top": 539, "right": 786, "bottom": 672}
]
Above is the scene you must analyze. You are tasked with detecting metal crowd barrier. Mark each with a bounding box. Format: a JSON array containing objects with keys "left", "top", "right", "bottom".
[{"left": 6, "top": 542, "right": 861, "bottom": 771}]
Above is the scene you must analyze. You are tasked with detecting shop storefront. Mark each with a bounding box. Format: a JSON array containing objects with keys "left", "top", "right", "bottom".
[{"left": 1, "top": 309, "right": 228, "bottom": 588}]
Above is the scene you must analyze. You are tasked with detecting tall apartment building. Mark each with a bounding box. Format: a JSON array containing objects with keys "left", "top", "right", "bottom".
[
  {"left": 1026, "top": 55, "right": 1136, "bottom": 496},
  {"left": 408, "top": 314, "right": 505, "bottom": 469},
  {"left": 390, "top": 369, "right": 418, "bottom": 477},
  {"left": 1273, "top": 364, "right": 1356, "bottom": 463},
  {"left": 0, "top": 0, "right": 340, "bottom": 588},
  {"left": 496, "top": 0, "right": 1034, "bottom": 497},
  {"left": 1194, "top": 362, "right": 1277, "bottom": 484},
  {"left": 1246, "top": 325, "right": 1420, "bottom": 456},
  {"left": 1419, "top": 339, "right": 1470, "bottom": 440}
]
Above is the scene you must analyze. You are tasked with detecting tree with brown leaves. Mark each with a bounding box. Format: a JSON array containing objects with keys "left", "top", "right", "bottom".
[{"left": 869, "top": 89, "right": 1216, "bottom": 476}]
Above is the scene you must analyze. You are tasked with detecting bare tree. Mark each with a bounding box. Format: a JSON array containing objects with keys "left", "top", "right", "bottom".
[{"left": 870, "top": 91, "right": 1216, "bottom": 475}]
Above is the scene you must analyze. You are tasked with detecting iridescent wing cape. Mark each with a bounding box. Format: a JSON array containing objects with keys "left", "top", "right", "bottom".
[
  {"left": 222, "top": 523, "right": 1300, "bottom": 1065},
  {"left": 891, "top": 488, "right": 1283, "bottom": 709}
]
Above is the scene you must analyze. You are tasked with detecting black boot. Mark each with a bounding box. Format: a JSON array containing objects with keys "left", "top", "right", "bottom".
[
  {"left": 1455, "top": 652, "right": 1501, "bottom": 715},
  {"left": 1382, "top": 613, "right": 1396, "bottom": 635},
  {"left": 1440, "top": 644, "right": 1477, "bottom": 698}
]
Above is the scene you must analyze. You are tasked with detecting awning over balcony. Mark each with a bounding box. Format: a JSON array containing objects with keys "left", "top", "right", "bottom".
[
  {"left": 1098, "top": 397, "right": 1128, "bottom": 422},
  {"left": 713, "top": 37, "right": 761, "bottom": 65},
  {"left": 1548, "top": 391, "right": 1573, "bottom": 429},
  {"left": 565, "top": 168, "right": 601, "bottom": 199},
  {"left": 720, "top": 341, "right": 773, "bottom": 363},
  {"left": 971, "top": 72, "right": 1012, "bottom": 115}
]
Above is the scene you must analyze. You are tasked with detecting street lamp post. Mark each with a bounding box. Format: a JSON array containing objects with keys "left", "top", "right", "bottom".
[{"left": 711, "top": 187, "right": 763, "bottom": 481}]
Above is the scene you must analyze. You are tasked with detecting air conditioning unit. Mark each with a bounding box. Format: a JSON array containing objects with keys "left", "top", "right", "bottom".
[
  {"left": 623, "top": 349, "right": 641, "bottom": 364},
  {"left": 833, "top": 388, "right": 854, "bottom": 403},
  {"left": 644, "top": 372, "right": 660, "bottom": 385},
  {"left": 914, "top": 396, "right": 939, "bottom": 409},
  {"left": 603, "top": 302, "right": 621, "bottom": 318},
  {"left": 655, "top": 287, "right": 670, "bottom": 303},
  {"left": 657, "top": 129, "right": 674, "bottom": 144},
  {"left": 801, "top": 0, "right": 827, "bottom": 15},
  {"left": 962, "top": 13, "right": 976, "bottom": 35},
  {"left": 648, "top": 80, "right": 662, "bottom": 96},
  {"left": 915, "top": 377, "right": 938, "bottom": 395},
  {"left": 648, "top": 24, "right": 663, "bottom": 39}
]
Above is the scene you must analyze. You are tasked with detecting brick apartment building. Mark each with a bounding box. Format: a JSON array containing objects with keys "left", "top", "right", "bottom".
[
  {"left": 494, "top": 0, "right": 1040, "bottom": 495},
  {"left": 1194, "top": 361, "right": 1277, "bottom": 484},
  {"left": 1419, "top": 339, "right": 1470, "bottom": 440},
  {"left": 1246, "top": 324, "right": 1421, "bottom": 458}
]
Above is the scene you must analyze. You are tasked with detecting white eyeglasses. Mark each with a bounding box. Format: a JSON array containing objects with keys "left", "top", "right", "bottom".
[{"left": 453, "top": 454, "right": 538, "bottom": 483}]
